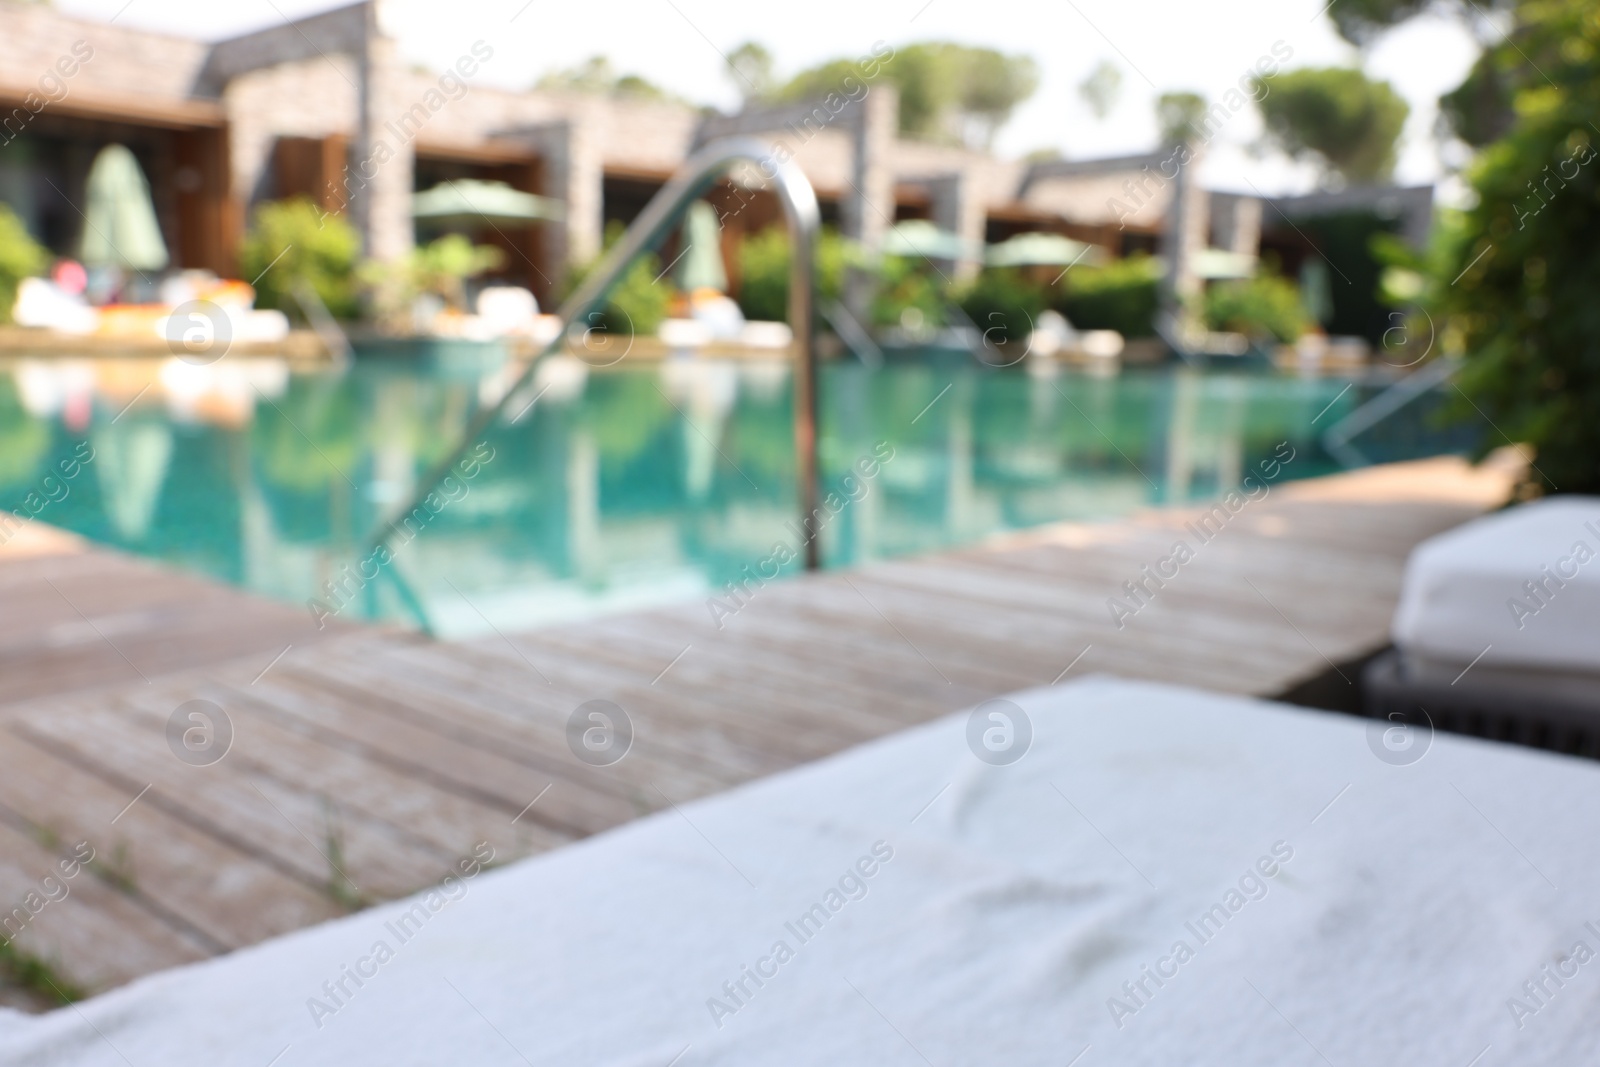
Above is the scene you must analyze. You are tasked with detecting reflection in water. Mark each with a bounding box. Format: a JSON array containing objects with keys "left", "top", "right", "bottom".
[
  {"left": 0, "top": 354, "right": 1458, "bottom": 636},
  {"left": 91, "top": 419, "right": 172, "bottom": 541}
]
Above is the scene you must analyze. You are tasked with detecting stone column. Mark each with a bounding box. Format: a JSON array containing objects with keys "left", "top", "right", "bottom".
[
  {"left": 352, "top": 0, "right": 413, "bottom": 263},
  {"left": 927, "top": 171, "right": 986, "bottom": 281},
  {"left": 527, "top": 110, "right": 605, "bottom": 279},
  {"left": 842, "top": 83, "right": 896, "bottom": 250},
  {"left": 1160, "top": 143, "right": 1208, "bottom": 316},
  {"left": 1211, "top": 192, "right": 1261, "bottom": 256},
  {"left": 842, "top": 83, "right": 897, "bottom": 319}
]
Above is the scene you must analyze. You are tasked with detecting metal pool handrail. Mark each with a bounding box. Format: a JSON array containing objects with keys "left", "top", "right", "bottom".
[
  {"left": 1321, "top": 356, "right": 1461, "bottom": 468},
  {"left": 364, "top": 136, "right": 824, "bottom": 570}
]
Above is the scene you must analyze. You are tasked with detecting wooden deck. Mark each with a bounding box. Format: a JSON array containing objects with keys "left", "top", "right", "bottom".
[{"left": 0, "top": 456, "right": 1513, "bottom": 1008}]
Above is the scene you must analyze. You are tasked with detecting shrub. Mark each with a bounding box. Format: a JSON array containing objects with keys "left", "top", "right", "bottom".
[
  {"left": 1202, "top": 270, "right": 1310, "bottom": 342},
  {"left": 565, "top": 222, "right": 673, "bottom": 336},
  {"left": 239, "top": 198, "right": 360, "bottom": 321},
  {"left": 408, "top": 235, "right": 503, "bottom": 309},
  {"left": 359, "top": 234, "right": 504, "bottom": 335},
  {"left": 957, "top": 267, "right": 1047, "bottom": 346},
  {"left": 733, "top": 226, "right": 849, "bottom": 323},
  {"left": 595, "top": 253, "right": 671, "bottom": 335},
  {"left": 1051, "top": 254, "right": 1162, "bottom": 337},
  {"left": 870, "top": 255, "right": 948, "bottom": 328},
  {"left": 0, "top": 205, "right": 48, "bottom": 326}
]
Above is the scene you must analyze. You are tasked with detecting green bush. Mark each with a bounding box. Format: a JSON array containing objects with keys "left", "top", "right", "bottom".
[
  {"left": 598, "top": 254, "right": 672, "bottom": 335},
  {"left": 1435, "top": 0, "right": 1600, "bottom": 495},
  {"left": 563, "top": 221, "right": 674, "bottom": 337},
  {"left": 733, "top": 226, "right": 849, "bottom": 323},
  {"left": 957, "top": 267, "right": 1047, "bottom": 346},
  {"left": 240, "top": 198, "right": 360, "bottom": 321},
  {"left": 871, "top": 255, "right": 948, "bottom": 328},
  {"left": 359, "top": 234, "right": 504, "bottom": 335},
  {"left": 0, "top": 205, "right": 48, "bottom": 326},
  {"left": 1202, "top": 270, "right": 1310, "bottom": 342},
  {"left": 407, "top": 234, "right": 503, "bottom": 309},
  {"left": 1051, "top": 254, "right": 1162, "bottom": 337}
]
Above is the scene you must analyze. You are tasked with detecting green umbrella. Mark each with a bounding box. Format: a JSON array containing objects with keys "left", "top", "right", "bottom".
[
  {"left": 80, "top": 144, "right": 169, "bottom": 271},
  {"left": 1191, "top": 248, "right": 1256, "bottom": 280},
  {"left": 411, "top": 180, "right": 565, "bottom": 223},
  {"left": 675, "top": 200, "right": 727, "bottom": 292},
  {"left": 884, "top": 220, "right": 979, "bottom": 261},
  {"left": 985, "top": 232, "right": 1106, "bottom": 268}
]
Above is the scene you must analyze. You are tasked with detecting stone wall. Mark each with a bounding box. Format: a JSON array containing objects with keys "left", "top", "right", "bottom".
[
  {"left": 0, "top": 0, "right": 1387, "bottom": 284},
  {"left": 0, "top": 2, "right": 209, "bottom": 102},
  {"left": 223, "top": 58, "right": 358, "bottom": 207},
  {"left": 195, "top": 1, "right": 372, "bottom": 98}
]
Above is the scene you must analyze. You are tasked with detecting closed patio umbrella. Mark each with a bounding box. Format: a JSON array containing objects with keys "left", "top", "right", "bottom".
[
  {"left": 79, "top": 144, "right": 169, "bottom": 272},
  {"left": 675, "top": 200, "right": 727, "bottom": 292}
]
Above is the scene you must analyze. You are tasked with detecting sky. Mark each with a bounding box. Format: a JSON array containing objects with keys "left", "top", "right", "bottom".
[{"left": 59, "top": 0, "right": 1483, "bottom": 197}]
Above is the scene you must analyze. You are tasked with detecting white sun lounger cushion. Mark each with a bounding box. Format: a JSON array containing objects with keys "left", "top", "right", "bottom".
[
  {"left": 1391, "top": 495, "right": 1600, "bottom": 676},
  {"left": 5, "top": 677, "right": 1600, "bottom": 1064}
]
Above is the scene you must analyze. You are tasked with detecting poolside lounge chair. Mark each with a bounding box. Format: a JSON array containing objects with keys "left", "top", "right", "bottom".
[
  {"left": 5, "top": 677, "right": 1594, "bottom": 1064},
  {"left": 1366, "top": 495, "right": 1600, "bottom": 752}
]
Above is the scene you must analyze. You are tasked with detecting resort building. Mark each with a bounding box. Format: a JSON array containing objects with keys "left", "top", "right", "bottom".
[{"left": 0, "top": 0, "right": 1431, "bottom": 307}]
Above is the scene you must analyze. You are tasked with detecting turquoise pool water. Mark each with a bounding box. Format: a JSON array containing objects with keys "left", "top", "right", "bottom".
[{"left": 0, "top": 355, "right": 1463, "bottom": 636}]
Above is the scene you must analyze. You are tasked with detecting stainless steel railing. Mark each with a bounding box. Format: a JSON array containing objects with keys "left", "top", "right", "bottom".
[
  {"left": 364, "top": 136, "right": 824, "bottom": 570},
  {"left": 1320, "top": 356, "right": 1461, "bottom": 468}
]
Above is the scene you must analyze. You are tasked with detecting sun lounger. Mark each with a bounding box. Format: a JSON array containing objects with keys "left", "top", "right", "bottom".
[
  {"left": 1368, "top": 495, "right": 1600, "bottom": 750},
  {"left": 4, "top": 677, "right": 1594, "bottom": 1064}
]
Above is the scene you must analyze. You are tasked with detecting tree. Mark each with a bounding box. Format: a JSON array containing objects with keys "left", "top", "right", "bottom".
[
  {"left": 1326, "top": 0, "right": 1515, "bottom": 46},
  {"left": 1078, "top": 60, "right": 1122, "bottom": 122},
  {"left": 1437, "top": 50, "right": 1516, "bottom": 147},
  {"left": 781, "top": 43, "right": 1038, "bottom": 150},
  {"left": 1155, "top": 91, "right": 1207, "bottom": 146},
  {"left": 1323, "top": 0, "right": 1522, "bottom": 148},
  {"left": 1432, "top": 0, "right": 1600, "bottom": 495},
  {"left": 957, "top": 46, "right": 1040, "bottom": 149},
  {"left": 1319, "top": 0, "right": 1600, "bottom": 494},
  {"left": 1327, "top": 0, "right": 1438, "bottom": 45},
  {"left": 536, "top": 56, "right": 678, "bottom": 101},
  {"left": 725, "top": 41, "right": 776, "bottom": 103},
  {"left": 1252, "top": 67, "right": 1409, "bottom": 186}
]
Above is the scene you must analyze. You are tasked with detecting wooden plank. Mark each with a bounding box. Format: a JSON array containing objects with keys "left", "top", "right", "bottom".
[
  {"left": 10, "top": 694, "right": 466, "bottom": 900},
  {"left": 0, "top": 726, "right": 343, "bottom": 949},
  {"left": 232, "top": 666, "right": 647, "bottom": 838},
  {"left": 107, "top": 681, "right": 568, "bottom": 863},
  {"left": 0, "top": 818, "right": 207, "bottom": 994},
  {"left": 0, "top": 537, "right": 348, "bottom": 706},
  {"left": 0, "top": 456, "right": 1513, "bottom": 1002},
  {"left": 316, "top": 637, "right": 810, "bottom": 780}
]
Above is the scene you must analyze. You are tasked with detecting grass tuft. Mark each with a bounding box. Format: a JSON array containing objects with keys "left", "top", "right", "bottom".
[
  {"left": 321, "top": 798, "right": 365, "bottom": 911},
  {"left": 0, "top": 937, "right": 84, "bottom": 1009}
]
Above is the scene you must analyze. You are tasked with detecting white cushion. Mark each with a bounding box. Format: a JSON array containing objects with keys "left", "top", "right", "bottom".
[
  {"left": 5, "top": 677, "right": 1599, "bottom": 1064},
  {"left": 1392, "top": 495, "right": 1600, "bottom": 675}
]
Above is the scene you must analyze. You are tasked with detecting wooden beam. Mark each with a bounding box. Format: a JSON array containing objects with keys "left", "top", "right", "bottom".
[
  {"left": 0, "top": 85, "right": 224, "bottom": 131},
  {"left": 413, "top": 138, "right": 537, "bottom": 166}
]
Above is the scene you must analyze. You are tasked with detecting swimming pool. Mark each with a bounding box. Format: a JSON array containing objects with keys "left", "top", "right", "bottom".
[{"left": 0, "top": 355, "right": 1465, "bottom": 636}]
